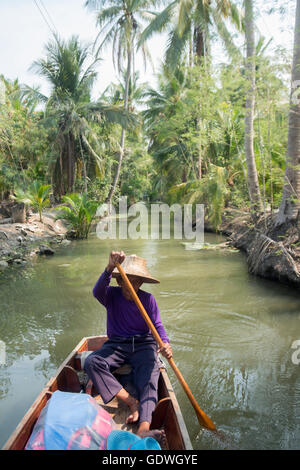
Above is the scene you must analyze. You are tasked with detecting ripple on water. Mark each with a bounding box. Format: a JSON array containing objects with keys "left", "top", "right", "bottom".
[
  {"left": 1, "top": 232, "right": 300, "bottom": 450},
  {"left": 195, "top": 408, "right": 288, "bottom": 450}
]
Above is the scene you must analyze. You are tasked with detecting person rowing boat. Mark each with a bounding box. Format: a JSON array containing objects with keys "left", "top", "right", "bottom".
[{"left": 84, "top": 251, "right": 172, "bottom": 446}]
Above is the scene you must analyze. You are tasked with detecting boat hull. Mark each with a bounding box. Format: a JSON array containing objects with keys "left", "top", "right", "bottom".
[{"left": 3, "top": 336, "right": 193, "bottom": 450}]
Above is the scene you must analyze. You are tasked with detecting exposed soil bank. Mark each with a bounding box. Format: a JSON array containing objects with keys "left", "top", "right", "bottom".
[
  {"left": 2, "top": 200, "right": 300, "bottom": 288},
  {"left": 213, "top": 207, "right": 300, "bottom": 288},
  {"left": 0, "top": 209, "right": 70, "bottom": 271}
]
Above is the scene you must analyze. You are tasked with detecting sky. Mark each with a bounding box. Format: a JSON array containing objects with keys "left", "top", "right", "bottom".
[
  {"left": 0, "top": 0, "right": 166, "bottom": 98},
  {"left": 0, "top": 0, "right": 296, "bottom": 100}
]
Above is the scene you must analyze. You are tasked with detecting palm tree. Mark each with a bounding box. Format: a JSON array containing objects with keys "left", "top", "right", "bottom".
[
  {"left": 0, "top": 75, "right": 40, "bottom": 113},
  {"left": 169, "top": 163, "right": 230, "bottom": 229},
  {"left": 140, "top": 0, "right": 243, "bottom": 189},
  {"left": 143, "top": 66, "right": 193, "bottom": 190},
  {"left": 143, "top": 65, "right": 188, "bottom": 129},
  {"left": 139, "top": 0, "right": 243, "bottom": 71},
  {"left": 104, "top": 70, "right": 147, "bottom": 112},
  {"left": 12, "top": 181, "right": 52, "bottom": 223},
  {"left": 25, "top": 35, "right": 133, "bottom": 198},
  {"left": 85, "top": 0, "right": 155, "bottom": 205},
  {"left": 276, "top": 0, "right": 300, "bottom": 226},
  {"left": 244, "top": 0, "right": 262, "bottom": 212}
]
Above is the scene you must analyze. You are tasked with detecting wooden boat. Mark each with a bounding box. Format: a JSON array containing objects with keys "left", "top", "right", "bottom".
[{"left": 3, "top": 336, "right": 193, "bottom": 450}]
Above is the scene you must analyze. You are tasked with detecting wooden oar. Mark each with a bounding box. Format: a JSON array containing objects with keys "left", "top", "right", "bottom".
[{"left": 115, "top": 262, "right": 216, "bottom": 431}]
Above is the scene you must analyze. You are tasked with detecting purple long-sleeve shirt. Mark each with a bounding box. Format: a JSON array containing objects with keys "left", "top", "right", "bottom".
[{"left": 93, "top": 270, "right": 169, "bottom": 343}]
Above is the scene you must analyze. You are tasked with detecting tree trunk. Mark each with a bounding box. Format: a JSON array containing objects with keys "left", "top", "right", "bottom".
[
  {"left": 59, "top": 148, "right": 64, "bottom": 197},
  {"left": 79, "top": 136, "right": 88, "bottom": 194},
  {"left": 52, "top": 131, "right": 65, "bottom": 200},
  {"left": 196, "top": 117, "right": 202, "bottom": 179},
  {"left": 53, "top": 154, "right": 64, "bottom": 200},
  {"left": 106, "top": 47, "right": 132, "bottom": 206},
  {"left": 11, "top": 203, "right": 26, "bottom": 223},
  {"left": 276, "top": 0, "right": 300, "bottom": 226},
  {"left": 194, "top": 26, "right": 205, "bottom": 62},
  {"left": 82, "top": 158, "right": 88, "bottom": 194},
  {"left": 67, "top": 132, "right": 75, "bottom": 194},
  {"left": 244, "top": 0, "right": 262, "bottom": 213},
  {"left": 189, "top": 36, "right": 193, "bottom": 68},
  {"left": 194, "top": 23, "right": 205, "bottom": 178},
  {"left": 267, "top": 87, "right": 274, "bottom": 212}
]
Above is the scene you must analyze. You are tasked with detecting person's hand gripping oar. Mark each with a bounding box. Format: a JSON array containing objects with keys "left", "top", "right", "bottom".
[{"left": 115, "top": 261, "right": 216, "bottom": 432}]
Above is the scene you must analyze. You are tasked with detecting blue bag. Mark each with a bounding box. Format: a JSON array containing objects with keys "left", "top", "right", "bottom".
[{"left": 25, "top": 391, "right": 116, "bottom": 450}]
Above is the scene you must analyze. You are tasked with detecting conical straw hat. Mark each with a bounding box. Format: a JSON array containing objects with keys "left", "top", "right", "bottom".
[{"left": 112, "top": 254, "right": 160, "bottom": 284}]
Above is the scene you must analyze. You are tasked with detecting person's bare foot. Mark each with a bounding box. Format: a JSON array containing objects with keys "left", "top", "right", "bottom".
[
  {"left": 125, "top": 398, "right": 139, "bottom": 424},
  {"left": 116, "top": 388, "right": 139, "bottom": 424},
  {"left": 137, "top": 429, "right": 168, "bottom": 449}
]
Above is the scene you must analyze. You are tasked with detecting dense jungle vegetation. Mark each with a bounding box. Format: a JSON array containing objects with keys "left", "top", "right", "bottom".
[{"left": 1, "top": 0, "right": 299, "bottom": 233}]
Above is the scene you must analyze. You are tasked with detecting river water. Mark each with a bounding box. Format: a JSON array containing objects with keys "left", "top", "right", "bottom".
[{"left": 0, "top": 230, "right": 300, "bottom": 449}]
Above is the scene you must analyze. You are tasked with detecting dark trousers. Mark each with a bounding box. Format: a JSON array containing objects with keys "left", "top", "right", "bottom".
[{"left": 84, "top": 334, "right": 160, "bottom": 424}]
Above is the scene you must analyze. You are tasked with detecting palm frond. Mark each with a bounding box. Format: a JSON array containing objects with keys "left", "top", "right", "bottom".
[
  {"left": 165, "top": 27, "right": 190, "bottom": 71},
  {"left": 138, "top": 1, "right": 177, "bottom": 47},
  {"left": 212, "top": 11, "right": 242, "bottom": 60},
  {"left": 177, "top": 0, "right": 194, "bottom": 37},
  {"left": 19, "top": 84, "right": 48, "bottom": 105}
]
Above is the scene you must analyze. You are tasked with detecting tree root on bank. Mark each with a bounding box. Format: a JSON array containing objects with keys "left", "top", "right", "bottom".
[
  {"left": 219, "top": 208, "right": 300, "bottom": 286},
  {"left": 247, "top": 230, "right": 300, "bottom": 279}
]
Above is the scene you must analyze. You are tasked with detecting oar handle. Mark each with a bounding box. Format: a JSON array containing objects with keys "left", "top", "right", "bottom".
[{"left": 115, "top": 262, "right": 216, "bottom": 431}]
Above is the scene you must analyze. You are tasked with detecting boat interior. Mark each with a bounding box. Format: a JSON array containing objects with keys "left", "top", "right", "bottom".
[{"left": 3, "top": 336, "right": 192, "bottom": 450}]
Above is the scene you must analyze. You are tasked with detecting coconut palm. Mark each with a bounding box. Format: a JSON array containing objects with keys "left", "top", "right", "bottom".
[
  {"left": 104, "top": 71, "right": 147, "bottom": 112},
  {"left": 244, "top": 0, "right": 262, "bottom": 212},
  {"left": 24, "top": 34, "right": 134, "bottom": 198},
  {"left": 143, "top": 65, "right": 192, "bottom": 189},
  {"left": 0, "top": 75, "right": 40, "bottom": 113},
  {"left": 168, "top": 164, "right": 230, "bottom": 229},
  {"left": 139, "top": 0, "right": 243, "bottom": 71},
  {"left": 276, "top": 0, "right": 300, "bottom": 226},
  {"left": 143, "top": 65, "right": 189, "bottom": 137},
  {"left": 85, "top": 0, "right": 156, "bottom": 205}
]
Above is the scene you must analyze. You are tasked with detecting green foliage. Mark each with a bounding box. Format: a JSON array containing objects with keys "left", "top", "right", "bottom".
[
  {"left": 0, "top": 8, "right": 294, "bottom": 226},
  {"left": 55, "top": 192, "right": 99, "bottom": 239},
  {"left": 25, "top": 34, "right": 136, "bottom": 198},
  {"left": 0, "top": 161, "right": 22, "bottom": 196},
  {"left": 142, "top": 46, "right": 290, "bottom": 215},
  {"left": 169, "top": 164, "right": 230, "bottom": 230},
  {"left": 80, "top": 176, "right": 111, "bottom": 204},
  {"left": 0, "top": 76, "right": 50, "bottom": 196},
  {"left": 85, "top": 0, "right": 154, "bottom": 73},
  {"left": 139, "top": 0, "right": 243, "bottom": 71},
  {"left": 120, "top": 143, "right": 153, "bottom": 204}
]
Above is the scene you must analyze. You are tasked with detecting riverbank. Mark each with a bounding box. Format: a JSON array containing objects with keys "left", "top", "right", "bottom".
[
  {"left": 1, "top": 226, "right": 299, "bottom": 450},
  {"left": 214, "top": 207, "right": 300, "bottom": 288},
  {"left": 1, "top": 202, "right": 300, "bottom": 288},
  {"left": 0, "top": 211, "right": 70, "bottom": 271}
]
